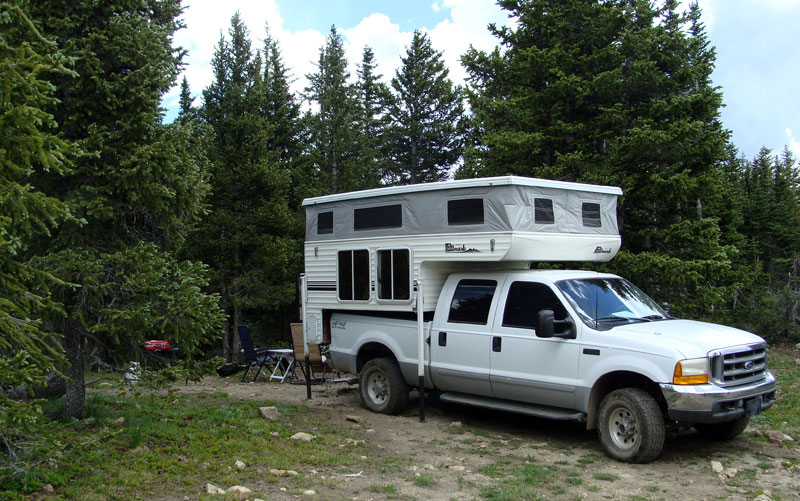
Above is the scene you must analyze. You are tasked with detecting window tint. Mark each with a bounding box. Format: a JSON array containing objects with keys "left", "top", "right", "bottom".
[
  {"left": 317, "top": 211, "right": 333, "bottom": 234},
  {"left": 448, "top": 198, "right": 484, "bottom": 225},
  {"left": 338, "top": 250, "right": 370, "bottom": 301},
  {"left": 502, "top": 282, "right": 568, "bottom": 330},
  {"left": 582, "top": 202, "right": 601, "bottom": 228},
  {"left": 534, "top": 198, "right": 554, "bottom": 224},
  {"left": 354, "top": 205, "right": 402, "bottom": 230},
  {"left": 378, "top": 249, "right": 410, "bottom": 300},
  {"left": 448, "top": 279, "right": 497, "bottom": 324}
]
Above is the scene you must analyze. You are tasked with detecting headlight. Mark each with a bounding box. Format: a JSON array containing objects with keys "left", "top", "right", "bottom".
[{"left": 673, "top": 358, "right": 709, "bottom": 385}]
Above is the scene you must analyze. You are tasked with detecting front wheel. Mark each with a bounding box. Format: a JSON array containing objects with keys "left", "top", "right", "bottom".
[
  {"left": 359, "top": 357, "right": 409, "bottom": 415},
  {"left": 695, "top": 416, "right": 748, "bottom": 440},
  {"left": 597, "top": 388, "right": 665, "bottom": 463}
]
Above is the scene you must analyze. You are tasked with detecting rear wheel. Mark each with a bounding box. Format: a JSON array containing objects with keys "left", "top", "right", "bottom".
[
  {"left": 695, "top": 416, "right": 748, "bottom": 440},
  {"left": 359, "top": 357, "right": 409, "bottom": 415},
  {"left": 597, "top": 388, "right": 665, "bottom": 463}
]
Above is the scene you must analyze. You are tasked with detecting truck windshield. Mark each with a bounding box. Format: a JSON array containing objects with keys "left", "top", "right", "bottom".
[{"left": 555, "top": 278, "right": 669, "bottom": 330}]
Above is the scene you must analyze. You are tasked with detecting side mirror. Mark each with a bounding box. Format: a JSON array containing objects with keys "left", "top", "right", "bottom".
[
  {"left": 661, "top": 302, "right": 672, "bottom": 316},
  {"left": 537, "top": 309, "right": 576, "bottom": 339}
]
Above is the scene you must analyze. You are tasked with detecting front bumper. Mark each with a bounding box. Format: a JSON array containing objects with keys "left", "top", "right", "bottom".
[{"left": 660, "top": 371, "right": 776, "bottom": 424}]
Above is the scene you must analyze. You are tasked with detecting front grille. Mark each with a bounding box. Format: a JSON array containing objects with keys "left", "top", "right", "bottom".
[{"left": 710, "top": 343, "right": 767, "bottom": 387}]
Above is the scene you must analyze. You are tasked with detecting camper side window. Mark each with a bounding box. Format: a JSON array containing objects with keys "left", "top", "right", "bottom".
[
  {"left": 354, "top": 204, "right": 402, "bottom": 230},
  {"left": 317, "top": 211, "right": 333, "bottom": 234},
  {"left": 377, "top": 249, "right": 410, "bottom": 301},
  {"left": 447, "top": 198, "right": 484, "bottom": 225},
  {"left": 534, "top": 198, "right": 555, "bottom": 224},
  {"left": 448, "top": 279, "right": 497, "bottom": 325},
  {"left": 338, "top": 250, "right": 370, "bottom": 301},
  {"left": 582, "top": 202, "right": 602, "bottom": 228}
]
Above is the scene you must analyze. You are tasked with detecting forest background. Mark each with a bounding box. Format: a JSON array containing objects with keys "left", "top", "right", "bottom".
[{"left": 3, "top": 0, "right": 800, "bottom": 481}]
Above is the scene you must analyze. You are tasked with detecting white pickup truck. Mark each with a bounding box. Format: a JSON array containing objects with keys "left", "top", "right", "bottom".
[{"left": 328, "top": 269, "right": 776, "bottom": 463}]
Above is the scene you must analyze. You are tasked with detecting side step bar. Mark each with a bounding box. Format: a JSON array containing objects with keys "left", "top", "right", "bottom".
[{"left": 439, "top": 392, "right": 586, "bottom": 422}]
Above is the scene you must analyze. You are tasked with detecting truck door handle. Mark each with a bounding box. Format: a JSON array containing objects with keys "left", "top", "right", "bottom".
[
  {"left": 438, "top": 332, "right": 447, "bottom": 346},
  {"left": 492, "top": 336, "right": 502, "bottom": 352}
]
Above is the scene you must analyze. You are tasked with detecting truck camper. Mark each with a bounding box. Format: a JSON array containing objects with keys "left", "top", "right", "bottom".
[{"left": 298, "top": 176, "right": 775, "bottom": 463}]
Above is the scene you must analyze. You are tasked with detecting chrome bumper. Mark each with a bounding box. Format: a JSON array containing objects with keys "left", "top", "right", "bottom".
[{"left": 660, "top": 371, "right": 776, "bottom": 424}]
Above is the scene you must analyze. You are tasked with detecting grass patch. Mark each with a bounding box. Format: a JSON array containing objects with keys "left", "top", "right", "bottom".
[
  {"left": 752, "top": 346, "right": 800, "bottom": 433},
  {"left": 480, "top": 463, "right": 559, "bottom": 501},
  {"left": 2, "top": 389, "right": 364, "bottom": 500},
  {"left": 370, "top": 483, "right": 398, "bottom": 494},
  {"left": 593, "top": 473, "right": 619, "bottom": 482},
  {"left": 411, "top": 473, "right": 436, "bottom": 487}
]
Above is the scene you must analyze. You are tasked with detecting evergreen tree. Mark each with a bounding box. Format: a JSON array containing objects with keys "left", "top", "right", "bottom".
[
  {"left": 0, "top": 1, "right": 73, "bottom": 468},
  {"left": 196, "top": 13, "right": 299, "bottom": 359},
  {"left": 178, "top": 75, "right": 195, "bottom": 120},
  {"left": 26, "top": 0, "right": 223, "bottom": 418},
  {"left": 303, "top": 26, "right": 371, "bottom": 194},
  {"left": 387, "top": 30, "right": 464, "bottom": 184},
  {"left": 462, "top": 0, "right": 736, "bottom": 318},
  {"left": 262, "top": 28, "right": 301, "bottom": 167},
  {"left": 356, "top": 45, "right": 393, "bottom": 185}
]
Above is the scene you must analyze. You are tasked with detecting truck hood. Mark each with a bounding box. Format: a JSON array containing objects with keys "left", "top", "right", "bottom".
[{"left": 608, "top": 319, "right": 765, "bottom": 359}]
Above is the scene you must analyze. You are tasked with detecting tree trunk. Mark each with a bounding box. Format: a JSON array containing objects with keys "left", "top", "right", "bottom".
[{"left": 60, "top": 315, "right": 86, "bottom": 419}]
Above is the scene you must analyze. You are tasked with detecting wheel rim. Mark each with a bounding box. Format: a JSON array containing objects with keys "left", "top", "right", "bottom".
[
  {"left": 366, "top": 371, "right": 389, "bottom": 405},
  {"left": 607, "top": 405, "right": 639, "bottom": 450}
]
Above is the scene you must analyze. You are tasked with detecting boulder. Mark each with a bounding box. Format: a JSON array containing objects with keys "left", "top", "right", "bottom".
[
  {"left": 205, "top": 483, "right": 225, "bottom": 495},
  {"left": 290, "top": 432, "right": 314, "bottom": 441},
  {"left": 258, "top": 406, "right": 279, "bottom": 421},
  {"left": 226, "top": 485, "right": 252, "bottom": 500}
]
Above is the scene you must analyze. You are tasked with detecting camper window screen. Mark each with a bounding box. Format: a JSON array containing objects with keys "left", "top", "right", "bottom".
[
  {"left": 447, "top": 198, "right": 484, "bottom": 225},
  {"left": 317, "top": 211, "right": 333, "bottom": 234},
  {"left": 354, "top": 204, "right": 402, "bottom": 230},
  {"left": 534, "top": 198, "right": 555, "bottom": 224},
  {"left": 448, "top": 279, "right": 497, "bottom": 325},
  {"left": 378, "top": 249, "right": 410, "bottom": 300},
  {"left": 582, "top": 202, "right": 601, "bottom": 228},
  {"left": 338, "top": 250, "right": 370, "bottom": 301}
]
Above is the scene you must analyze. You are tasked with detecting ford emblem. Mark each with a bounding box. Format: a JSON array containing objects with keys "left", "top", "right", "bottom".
[{"left": 744, "top": 360, "right": 754, "bottom": 370}]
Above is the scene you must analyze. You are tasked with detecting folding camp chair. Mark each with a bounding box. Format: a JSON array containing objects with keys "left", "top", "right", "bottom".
[
  {"left": 289, "top": 323, "right": 328, "bottom": 384},
  {"left": 237, "top": 325, "right": 273, "bottom": 382}
]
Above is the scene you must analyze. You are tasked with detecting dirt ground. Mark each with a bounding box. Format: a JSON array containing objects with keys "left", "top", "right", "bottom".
[{"left": 173, "top": 375, "right": 799, "bottom": 501}]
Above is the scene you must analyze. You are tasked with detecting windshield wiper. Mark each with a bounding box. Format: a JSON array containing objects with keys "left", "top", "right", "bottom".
[{"left": 595, "top": 315, "right": 632, "bottom": 323}]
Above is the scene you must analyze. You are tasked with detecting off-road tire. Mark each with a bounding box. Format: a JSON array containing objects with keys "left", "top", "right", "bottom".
[
  {"left": 695, "top": 416, "right": 748, "bottom": 440},
  {"left": 597, "top": 388, "right": 665, "bottom": 463},
  {"left": 359, "top": 357, "right": 409, "bottom": 415}
]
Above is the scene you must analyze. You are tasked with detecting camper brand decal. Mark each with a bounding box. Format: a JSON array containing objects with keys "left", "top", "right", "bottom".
[
  {"left": 593, "top": 246, "right": 612, "bottom": 254},
  {"left": 445, "top": 243, "right": 480, "bottom": 253},
  {"left": 331, "top": 319, "right": 347, "bottom": 330}
]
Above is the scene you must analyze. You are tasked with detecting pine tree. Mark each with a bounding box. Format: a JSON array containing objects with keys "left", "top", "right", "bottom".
[
  {"left": 356, "top": 46, "right": 393, "bottom": 185},
  {"left": 0, "top": 1, "right": 73, "bottom": 466},
  {"left": 303, "top": 26, "right": 371, "bottom": 194},
  {"left": 196, "top": 13, "right": 299, "bottom": 359},
  {"left": 25, "top": 0, "right": 223, "bottom": 418},
  {"left": 462, "top": 0, "right": 736, "bottom": 318},
  {"left": 178, "top": 76, "right": 195, "bottom": 120},
  {"left": 387, "top": 30, "right": 464, "bottom": 184}
]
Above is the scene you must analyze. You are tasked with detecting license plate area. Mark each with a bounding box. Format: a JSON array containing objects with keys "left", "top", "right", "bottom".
[{"left": 745, "top": 397, "right": 761, "bottom": 417}]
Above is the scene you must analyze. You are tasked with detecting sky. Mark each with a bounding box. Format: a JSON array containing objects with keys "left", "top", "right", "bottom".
[{"left": 165, "top": 0, "right": 800, "bottom": 162}]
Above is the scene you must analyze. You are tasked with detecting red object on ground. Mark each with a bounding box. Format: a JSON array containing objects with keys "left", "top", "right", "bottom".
[{"left": 141, "top": 340, "right": 173, "bottom": 351}]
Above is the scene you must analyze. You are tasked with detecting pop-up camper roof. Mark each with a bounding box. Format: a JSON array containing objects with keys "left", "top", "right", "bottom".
[{"left": 303, "top": 176, "right": 622, "bottom": 263}]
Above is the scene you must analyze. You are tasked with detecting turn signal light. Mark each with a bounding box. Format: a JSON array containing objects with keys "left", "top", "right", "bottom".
[{"left": 673, "top": 359, "right": 709, "bottom": 385}]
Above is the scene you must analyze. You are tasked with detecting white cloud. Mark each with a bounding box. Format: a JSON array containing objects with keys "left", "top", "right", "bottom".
[
  {"left": 786, "top": 129, "right": 800, "bottom": 160},
  {"left": 428, "top": 0, "right": 508, "bottom": 86},
  {"left": 341, "top": 14, "right": 412, "bottom": 85},
  {"left": 164, "top": 0, "right": 511, "bottom": 119}
]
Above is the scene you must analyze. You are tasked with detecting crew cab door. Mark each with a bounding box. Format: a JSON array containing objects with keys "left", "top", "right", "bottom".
[
  {"left": 428, "top": 278, "right": 503, "bottom": 397},
  {"left": 489, "top": 281, "right": 580, "bottom": 408}
]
